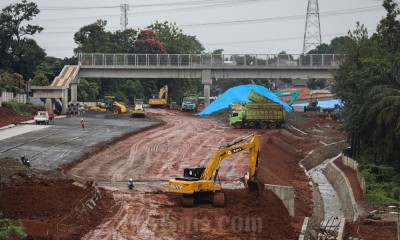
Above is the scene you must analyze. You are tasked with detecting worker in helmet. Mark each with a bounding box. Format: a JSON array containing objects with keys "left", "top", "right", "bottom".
[
  {"left": 128, "top": 178, "right": 134, "bottom": 190},
  {"left": 80, "top": 118, "right": 86, "bottom": 130}
]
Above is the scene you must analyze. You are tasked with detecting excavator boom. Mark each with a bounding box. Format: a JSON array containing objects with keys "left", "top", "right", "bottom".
[
  {"left": 168, "top": 133, "right": 260, "bottom": 206},
  {"left": 149, "top": 85, "right": 168, "bottom": 107}
]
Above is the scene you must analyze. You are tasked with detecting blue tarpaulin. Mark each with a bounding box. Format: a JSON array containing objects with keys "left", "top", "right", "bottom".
[
  {"left": 292, "top": 99, "right": 342, "bottom": 108},
  {"left": 196, "top": 85, "right": 292, "bottom": 116}
]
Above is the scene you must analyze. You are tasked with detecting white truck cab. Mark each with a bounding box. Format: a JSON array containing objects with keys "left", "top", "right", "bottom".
[{"left": 34, "top": 111, "right": 50, "bottom": 125}]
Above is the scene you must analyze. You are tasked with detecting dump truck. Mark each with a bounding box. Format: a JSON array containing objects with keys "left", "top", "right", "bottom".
[
  {"left": 149, "top": 85, "right": 168, "bottom": 107},
  {"left": 181, "top": 94, "right": 199, "bottom": 112},
  {"left": 132, "top": 99, "right": 145, "bottom": 118},
  {"left": 229, "top": 89, "right": 286, "bottom": 129}
]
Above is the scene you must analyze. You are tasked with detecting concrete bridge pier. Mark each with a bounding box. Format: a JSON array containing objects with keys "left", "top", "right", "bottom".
[
  {"left": 45, "top": 98, "right": 52, "bottom": 113},
  {"left": 70, "top": 83, "right": 78, "bottom": 103},
  {"left": 202, "top": 70, "right": 212, "bottom": 107},
  {"left": 62, "top": 88, "right": 68, "bottom": 114}
]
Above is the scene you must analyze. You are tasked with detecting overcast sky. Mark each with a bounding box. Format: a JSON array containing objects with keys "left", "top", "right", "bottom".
[{"left": 0, "top": 0, "right": 393, "bottom": 58}]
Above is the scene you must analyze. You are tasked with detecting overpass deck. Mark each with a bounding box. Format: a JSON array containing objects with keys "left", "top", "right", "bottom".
[{"left": 79, "top": 53, "right": 341, "bottom": 69}]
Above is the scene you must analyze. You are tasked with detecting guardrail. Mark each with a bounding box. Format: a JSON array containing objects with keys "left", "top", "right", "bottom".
[{"left": 79, "top": 53, "right": 342, "bottom": 68}]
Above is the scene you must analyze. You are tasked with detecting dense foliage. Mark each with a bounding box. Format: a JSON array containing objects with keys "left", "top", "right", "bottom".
[{"left": 333, "top": 0, "right": 400, "bottom": 203}]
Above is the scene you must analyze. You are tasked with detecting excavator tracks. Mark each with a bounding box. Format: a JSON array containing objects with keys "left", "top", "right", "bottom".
[{"left": 212, "top": 192, "right": 225, "bottom": 207}]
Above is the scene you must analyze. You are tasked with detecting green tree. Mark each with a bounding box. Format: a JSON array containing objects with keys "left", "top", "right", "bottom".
[
  {"left": 78, "top": 79, "right": 100, "bottom": 102},
  {"left": 148, "top": 21, "right": 204, "bottom": 54},
  {"left": 121, "top": 80, "right": 145, "bottom": 104},
  {"left": 31, "top": 73, "right": 49, "bottom": 86},
  {"left": 74, "top": 20, "right": 109, "bottom": 54},
  {"left": 108, "top": 29, "right": 137, "bottom": 53},
  {"left": 0, "top": 0, "right": 43, "bottom": 78},
  {"left": 333, "top": 0, "right": 400, "bottom": 165},
  {"left": 19, "top": 38, "right": 46, "bottom": 79}
]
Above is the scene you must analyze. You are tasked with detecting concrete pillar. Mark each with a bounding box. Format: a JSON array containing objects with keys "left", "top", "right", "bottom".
[
  {"left": 202, "top": 70, "right": 212, "bottom": 107},
  {"left": 71, "top": 83, "right": 78, "bottom": 103},
  {"left": 62, "top": 88, "right": 68, "bottom": 114},
  {"left": 45, "top": 98, "right": 52, "bottom": 113}
]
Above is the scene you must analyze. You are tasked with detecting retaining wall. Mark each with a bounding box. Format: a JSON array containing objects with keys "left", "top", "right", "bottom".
[
  {"left": 265, "top": 184, "right": 295, "bottom": 217},
  {"left": 298, "top": 140, "right": 348, "bottom": 240},
  {"left": 341, "top": 154, "right": 366, "bottom": 197},
  {"left": 324, "top": 161, "right": 358, "bottom": 222},
  {"left": 300, "top": 140, "right": 348, "bottom": 171},
  {"left": 298, "top": 182, "right": 325, "bottom": 240}
]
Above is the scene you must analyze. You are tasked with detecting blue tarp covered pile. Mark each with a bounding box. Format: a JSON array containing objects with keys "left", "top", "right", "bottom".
[{"left": 196, "top": 85, "right": 292, "bottom": 116}]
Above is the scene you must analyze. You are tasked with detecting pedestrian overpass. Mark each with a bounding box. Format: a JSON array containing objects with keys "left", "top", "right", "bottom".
[{"left": 31, "top": 53, "right": 341, "bottom": 114}]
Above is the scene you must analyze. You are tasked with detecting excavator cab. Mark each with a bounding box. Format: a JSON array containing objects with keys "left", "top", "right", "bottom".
[{"left": 176, "top": 167, "right": 206, "bottom": 181}]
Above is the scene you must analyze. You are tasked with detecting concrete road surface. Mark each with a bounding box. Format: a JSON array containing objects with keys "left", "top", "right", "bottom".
[{"left": 0, "top": 114, "right": 162, "bottom": 170}]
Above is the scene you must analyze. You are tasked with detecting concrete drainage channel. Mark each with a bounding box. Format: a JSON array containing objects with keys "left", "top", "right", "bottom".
[
  {"left": 308, "top": 155, "right": 344, "bottom": 239},
  {"left": 299, "top": 140, "right": 349, "bottom": 240}
]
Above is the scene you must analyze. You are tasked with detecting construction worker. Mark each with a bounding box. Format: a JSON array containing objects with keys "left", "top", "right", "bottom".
[
  {"left": 80, "top": 118, "right": 86, "bottom": 130},
  {"left": 128, "top": 178, "right": 134, "bottom": 190}
]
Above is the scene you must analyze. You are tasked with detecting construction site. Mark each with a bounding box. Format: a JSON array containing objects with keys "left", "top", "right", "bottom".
[{"left": 0, "top": 87, "right": 398, "bottom": 240}]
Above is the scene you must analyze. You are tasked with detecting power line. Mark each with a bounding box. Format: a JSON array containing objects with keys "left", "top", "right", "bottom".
[
  {"left": 32, "top": 5, "right": 382, "bottom": 28},
  {"left": 39, "top": 0, "right": 275, "bottom": 11},
  {"left": 179, "top": 6, "right": 382, "bottom": 28},
  {"left": 33, "top": 0, "right": 274, "bottom": 22}
]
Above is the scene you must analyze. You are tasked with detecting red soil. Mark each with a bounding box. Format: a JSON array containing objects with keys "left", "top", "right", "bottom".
[
  {"left": 0, "top": 177, "right": 116, "bottom": 240},
  {"left": 0, "top": 105, "right": 33, "bottom": 128}
]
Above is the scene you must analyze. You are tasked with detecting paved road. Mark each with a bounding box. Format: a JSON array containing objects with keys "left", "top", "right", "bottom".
[{"left": 0, "top": 114, "right": 162, "bottom": 170}]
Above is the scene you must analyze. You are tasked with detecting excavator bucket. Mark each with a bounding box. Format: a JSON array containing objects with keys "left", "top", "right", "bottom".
[{"left": 244, "top": 172, "right": 258, "bottom": 191}]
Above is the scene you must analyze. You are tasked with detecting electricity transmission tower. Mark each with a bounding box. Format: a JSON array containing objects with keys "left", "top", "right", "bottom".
[
  {"left": 120, "top": 4, "right": 130, "bottom": 30},
  {"left": 303, "top": 0, "right": 321, "bottom": 53}
]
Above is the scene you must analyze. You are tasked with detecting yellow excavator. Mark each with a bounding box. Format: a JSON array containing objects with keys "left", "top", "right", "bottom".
[
  {"left": 168, "top": 133, "right": 260, "bottom": 207},
  {"left": 90, "top": 96, "right": 127, "bottom": 114},
  {"left": 149, "top": 85, "right": 168, "bottom": 107}
]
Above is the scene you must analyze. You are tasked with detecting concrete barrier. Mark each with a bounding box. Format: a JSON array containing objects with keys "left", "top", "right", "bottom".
[
  {"left": 324, "top": 161, "right": 359, "bottom": 222},
  {"left": 265, "top": 184, "right": 295, "bottom": 217}
]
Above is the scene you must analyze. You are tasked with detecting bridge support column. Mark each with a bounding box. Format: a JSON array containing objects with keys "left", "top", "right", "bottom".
[
  {"left": 202, "top": 70, "right": 212, "bottom": 107},
  {"left": 71, "top": 83, "right": 78, "bottom": 103},
  {"left": 62, "top": 88, "right": 68, "bottom": 114},
  {"left": 45, "top": 98, "right": 52, "bottom": 113}
]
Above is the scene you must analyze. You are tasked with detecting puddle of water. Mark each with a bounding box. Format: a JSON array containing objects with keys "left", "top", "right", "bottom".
[
  {"left": 308, "top": 155, "right": 344, "bottom": 220},
  {"left": 226, "top": 169, "right": 234, "bottom": 177}
]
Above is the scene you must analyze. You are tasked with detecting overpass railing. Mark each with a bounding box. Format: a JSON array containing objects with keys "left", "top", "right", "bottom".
[{"left": 79, "top": 53, "right": 341, "bottom": 68}]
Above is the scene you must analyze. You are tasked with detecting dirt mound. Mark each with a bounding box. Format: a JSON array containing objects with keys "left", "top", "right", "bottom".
[
  {"left": 0, "top": 105, "right": 33, "bottom": 128},
  {"left": 0, "top": 157, "right": 64, "bottom": 183},
  {"left": 0, "top": 157, "right": 116, "bottom": 240},
  {"left": 0, "top": 177, "right": 116, "bottom": 240},
  {"left": 159, "top": 189, "right": 297, "bottom": 240}
]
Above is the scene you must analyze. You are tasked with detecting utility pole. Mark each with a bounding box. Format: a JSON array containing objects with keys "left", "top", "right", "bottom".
[
  {"left": 120, "top": 4, "right": 130, "bottom": 31},
  {"left": 303, "top": 0, "right": 322, "bottom": 54}
]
